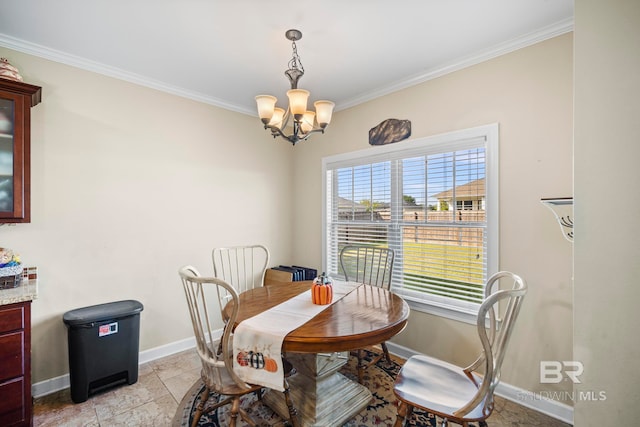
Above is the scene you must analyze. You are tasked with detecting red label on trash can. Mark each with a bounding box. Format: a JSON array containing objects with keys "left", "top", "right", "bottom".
[{"left": 99, "top": 322, "right": 118, "bottom": 337}]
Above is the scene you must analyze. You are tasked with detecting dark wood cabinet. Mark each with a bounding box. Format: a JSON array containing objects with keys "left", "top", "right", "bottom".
[
  {"left": 0, "top": 301, "right": 32, "bottom": 426},
  {"left": 0, "top": 79, "right": 41, "bottom": 223}
]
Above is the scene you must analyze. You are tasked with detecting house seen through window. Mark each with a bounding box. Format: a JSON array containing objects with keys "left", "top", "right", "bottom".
[{"left": 323, "top": 125, "right": 498, "bottom": 320}]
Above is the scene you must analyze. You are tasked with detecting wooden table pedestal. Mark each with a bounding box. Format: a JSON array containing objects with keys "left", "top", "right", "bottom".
[{"left": 263, "top": 352, "right": 372, "bottom": 426}]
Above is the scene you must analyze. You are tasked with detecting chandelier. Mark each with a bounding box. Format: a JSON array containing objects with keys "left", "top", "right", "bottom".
[{"left": 255, "top": 29, "right": 335, "bottom": 146}]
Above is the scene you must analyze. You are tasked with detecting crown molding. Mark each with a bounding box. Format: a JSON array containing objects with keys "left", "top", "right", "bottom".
[
  {"left": 0, "top": 17, "right": 572, "bottom": 116},
  {"left": 337, "top": 17, "right": 574, "bottom": 111},
  {"left": 0, "top": 33, "right": 256, "bottom": 116}
]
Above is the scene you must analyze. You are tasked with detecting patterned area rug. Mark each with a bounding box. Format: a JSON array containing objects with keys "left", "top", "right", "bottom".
[{"left": 173, "top": 350, "right": 438, "bottom": 427}]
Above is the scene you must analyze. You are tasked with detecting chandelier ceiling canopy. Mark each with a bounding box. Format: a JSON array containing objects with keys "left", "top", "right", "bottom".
[{"left": 255, "top": 29, "right": 335, "bottom": 146}]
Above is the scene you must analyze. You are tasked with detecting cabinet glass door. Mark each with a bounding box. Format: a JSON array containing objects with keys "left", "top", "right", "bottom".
[
  {"left": 0, "top": 98, "right": 14, "bottom": 213},
  {"left": 0, "top": 79, "right": 41, "bottom": 223}
]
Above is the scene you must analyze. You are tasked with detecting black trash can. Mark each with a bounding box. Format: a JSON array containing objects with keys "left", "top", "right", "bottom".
[{"left": 62, "top": 300, "right": 144, "bottom": 403}]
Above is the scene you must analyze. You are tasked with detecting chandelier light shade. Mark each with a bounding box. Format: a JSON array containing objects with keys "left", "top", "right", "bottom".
[
  {"left": 256, "top": 95, "right": 277, "bottom": 122},
  {"left": 256, "top": 29, "right": 335, "bottom": 146}
]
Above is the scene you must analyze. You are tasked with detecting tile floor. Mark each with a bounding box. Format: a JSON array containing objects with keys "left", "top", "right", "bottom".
[{"left": 34, "top": 349, "right": 572, "bottom": 427}]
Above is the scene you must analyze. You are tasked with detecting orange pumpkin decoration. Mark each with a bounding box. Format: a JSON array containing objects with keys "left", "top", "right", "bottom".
[
  {"left": 312, "top": 273, "right": 333, "bottom": 305},
  {"left": 264, "top": 357, "right": 278, "bottom": 372}
]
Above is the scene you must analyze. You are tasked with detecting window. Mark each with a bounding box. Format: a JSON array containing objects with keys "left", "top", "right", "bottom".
[
  {"left": 456, "top": 200, "right": 474, "bottom": 210},
  {"left": 323, "top": 124, "right": 498, "bottom": 322}
]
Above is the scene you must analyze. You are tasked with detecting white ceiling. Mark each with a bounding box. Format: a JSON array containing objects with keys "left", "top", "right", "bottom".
[{"left": 0, "top": 0, "right": 573, "bottom": 116}]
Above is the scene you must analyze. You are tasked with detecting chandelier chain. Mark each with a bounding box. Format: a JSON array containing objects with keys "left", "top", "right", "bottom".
[{"left": 288, "top": 40, "right": 305, "bottom": 74}]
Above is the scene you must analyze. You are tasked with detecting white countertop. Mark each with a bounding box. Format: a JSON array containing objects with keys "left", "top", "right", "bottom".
[{"left": 0, "top": 279, "right": 38, "bottom": 305}]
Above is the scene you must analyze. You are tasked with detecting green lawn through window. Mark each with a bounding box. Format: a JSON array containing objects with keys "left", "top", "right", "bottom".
[{"left": 403, "top": 241, "right": 484, "bottom": 303}]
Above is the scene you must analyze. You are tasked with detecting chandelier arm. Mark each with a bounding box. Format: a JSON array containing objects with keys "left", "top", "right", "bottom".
[
  {"left": 264, "top": 124, "right": 291, "bottom": 140},
  {"left": 263, "top": 123, "right": 326, "bottom": 146},
  {"left": 264, "top": 123, "right": 305, "bottom": 145},
  {"left": 300, "top": 127, "right": 326, "bottom": 136},
  {"left": 292, "top": 120, "right": 326, "bottom": 141}
]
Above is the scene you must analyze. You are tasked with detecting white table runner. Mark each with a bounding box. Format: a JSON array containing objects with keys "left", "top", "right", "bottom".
[{"left": 232, "top": 280, "right": 361, "bottom": 391}]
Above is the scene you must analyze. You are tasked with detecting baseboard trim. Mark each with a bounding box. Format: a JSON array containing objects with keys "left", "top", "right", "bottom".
[
  {"left": 31, "top": 374, "right": 70, "bottom": 399},
  {"left": 32, "top": 337, "right": 574, "bottom": 426},
  {"left": 385, "top": 342, "right": 574, "bottom": 426},
  {"left": 32, "top": 336, "right": 196, "bottom": 398},
  {"left": 138, "top": 336, "right": 196, "bottom": 365}
]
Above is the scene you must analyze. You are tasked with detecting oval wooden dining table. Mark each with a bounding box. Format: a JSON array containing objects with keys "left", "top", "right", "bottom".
[{"left": 224, "top": 280, "right": 410, "bottom": 427}]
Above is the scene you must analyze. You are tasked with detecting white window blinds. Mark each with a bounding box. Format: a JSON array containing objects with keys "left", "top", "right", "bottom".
[{"left": 323, "top": 125, "right": 498, "bottom": 318}]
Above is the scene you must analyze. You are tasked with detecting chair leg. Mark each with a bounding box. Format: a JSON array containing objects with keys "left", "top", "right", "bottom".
[
  {"left": 191, "top": 387, "right": 210, "bottom": 427},
  {"left": 357, "top": 349, "right": 366, "bottom": 384},
  {"left": 356, "top": 342, "right": 390, "bottom": 384},
  {"left": 394, "top": 402, "right": 413, "bottom": 427},
  {"left": 283, "top": 378, "right": 300, "bottom": 427},
  {"left": 238, "top": 407, "right": 258, "bottom": 427},
  {"left": 381, "top": 341, "right": 392, "bottom": 364},
  {"left": 228, "top": 397, "right": 240, "bottom": 427}
]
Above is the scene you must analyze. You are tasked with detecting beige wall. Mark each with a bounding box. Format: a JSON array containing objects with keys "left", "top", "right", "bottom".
[
  {"left": 291, "top": 34, "right": 574, "bottom": 397},
  {"left": 574, "top": 0, "right": 640, "bottom": 424},
  {"left": 1, "top": 31, "right": 578, "bottom": 408},
  {"left": 0, "top": 48, "right": 295, "bottom": 384}
]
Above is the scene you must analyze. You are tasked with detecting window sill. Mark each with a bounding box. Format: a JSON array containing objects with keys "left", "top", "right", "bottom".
[{"left": 403, "top": 296, "right": 479, "bottom": 325}]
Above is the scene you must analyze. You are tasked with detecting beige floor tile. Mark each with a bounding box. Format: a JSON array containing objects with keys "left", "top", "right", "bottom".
[
  {"left": 97, "top": 393, "right": 178, "bottom": 427},
  {"left": 33, "top": 389, "right": 99, "bottom": 427},
  {"left": 149, "top": 349, "right": 201, "bottom": 382},
  {"left": 490, "top": 397, "right": 571, "bottom": 427},
  {"left": 162, "top": 366, "right": 202, "bottom": 402},
  {"left": 92, "top": 372, "right": 171, "bottom": 422}
]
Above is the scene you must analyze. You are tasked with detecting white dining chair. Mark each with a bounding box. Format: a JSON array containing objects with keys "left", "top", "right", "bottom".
[
  {"left": 179, "top": 265, "right": 300, "bottom": 427},
  {"left": 392, "top": 271, "right": 527, "bottom": 427},
  {"left": 340, "top": 244, "right": 395, "bottom": 383}
]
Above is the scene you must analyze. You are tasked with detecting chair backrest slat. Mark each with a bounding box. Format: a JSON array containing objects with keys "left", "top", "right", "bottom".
[
  {"left": 340, "top": 245, "right": 395, "bottom": 289},
  {"left": 212, "top": 245, "right": 270, "bottom": 294}
]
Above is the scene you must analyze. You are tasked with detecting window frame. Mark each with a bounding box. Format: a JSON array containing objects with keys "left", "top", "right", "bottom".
[{"left": 322, "top": 124, "right": 499, "bottom": 324}]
